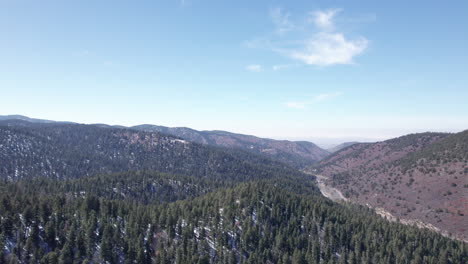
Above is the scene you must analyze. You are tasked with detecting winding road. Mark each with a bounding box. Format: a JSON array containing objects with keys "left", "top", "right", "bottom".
[{"left": 313, "top": 174, "right": 348, "bottom": 202}]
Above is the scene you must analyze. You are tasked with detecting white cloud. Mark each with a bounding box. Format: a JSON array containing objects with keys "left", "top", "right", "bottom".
[
  {"left": 270, "top": 8, "right": 294, "bottom": 34},
  {"left": 246, "top": 8, "right": 369, "bottom": 67},
  {"left": 272, "top": 64, "right": 298, "bottom": 71},
  {"left": 246, "top": 64, "right": 263, "bottom": 72},
  {"left": 289, "top": 33, "right": 368, "bottom": 66},
  {"left": 310, "top": 9, "right": 341, "bottom": 31},
  {"left": 284, "top": 92, "right": 343, "bottom": 109}
]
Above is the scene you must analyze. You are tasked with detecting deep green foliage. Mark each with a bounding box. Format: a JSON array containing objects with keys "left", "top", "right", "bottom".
[{"left": 0, "top": 175, "right": 466, "bottom": 264}]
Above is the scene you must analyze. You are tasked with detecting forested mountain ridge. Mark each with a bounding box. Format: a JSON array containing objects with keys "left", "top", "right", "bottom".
[
  {"left": 0, "top": 175, "right": 466, "bottom": 264},
  {"left": 0, "top": 115, "right": 330, "bottom": 168},
  {"left": 314, "top": 132, "right": 448, "bottom": 174},
  {"left": 131, "top": 125, "right": 330, "bottom": 168},
  {"left": 1, "top": 116, "right": 467, "bottom": 263},
  {"left": 0, "top": 120, "right": 309, "bottom": 183},
  {"left": 310, "top": 131, "right": 468, "bottom": 241},
  {"left": 0, "top": 115, "right": 59, "bottom": 124}
]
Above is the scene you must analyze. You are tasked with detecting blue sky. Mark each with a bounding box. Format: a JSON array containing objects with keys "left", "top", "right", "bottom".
[{"left": 1, "top": 0, "right": 467, "bottom": 145}]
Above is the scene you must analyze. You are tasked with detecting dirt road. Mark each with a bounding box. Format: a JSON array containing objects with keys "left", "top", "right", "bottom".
[{"left": 314, "top": 174, "right": 348, "bottom": 202}]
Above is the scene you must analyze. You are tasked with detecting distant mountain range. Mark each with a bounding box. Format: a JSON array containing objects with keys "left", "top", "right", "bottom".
[
  {"left": 133, "top": 124, "right": 330, "bottom": 168},
  {"left": 0, "top": 119, "right": 309, "bottom": 184},
  {"left": 310, "top": 131, "right": 468, "bottom": 241},
  {"left": 0, "top": 114, "right": 59, "bottom": 123},
  {"left": 0, "top": 115, "right": 330, "bottom": 168},
  {"left": 326, "top": 141, "right": 359, "bottom": 153}
]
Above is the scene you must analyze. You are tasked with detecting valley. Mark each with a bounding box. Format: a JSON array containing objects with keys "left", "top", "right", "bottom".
[
  {"left": 0, "top": 116, "right": 466, "bottom": 263},
  {"left": 311, "top": 173, "right": 465, "bottom": 242},
  {"left": 3, "top": 1, "right": 467, "bottom": 263},
  {"left": 311, "top": 174, "right": 348, "bottom": 202},
  {"left": 310, "top": 131, "right": 468, "bottom": 242}
]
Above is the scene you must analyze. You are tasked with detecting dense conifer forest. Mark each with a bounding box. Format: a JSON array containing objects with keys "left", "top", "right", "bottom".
[
  {"left": 0, "top": 172, "right": 467, "bottom": 263},
  {"left": 0, "top": 121, "right": 305, "bottom": 182},
  {"left": 0, "top": 121, "right": 466, "bottom": 263}
]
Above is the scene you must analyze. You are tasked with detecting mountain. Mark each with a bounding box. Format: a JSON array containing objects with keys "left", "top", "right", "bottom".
[
  {"left": 0, "top": 118, "right": 466, "bottom": 263},
  {"left": 0, "top": 114, "right": 59, "bottom": 124},
  {"left": 0, "top": 115, "right": 330, "bottom": 168},
  {"left": 326, "top": 141, "right": 359, "bottom": 153},
  {"left": 314, "top": 133, "right": 448, "bottom": 175},
  {"left": 0, "top": 120, "right": 311, "bottom": 185},
  {"left": 0, "top": 174, "right": 466, "bottom": 263},
  {"left": 133, "top": 124, "right": 330, "bottom": 168},
  {"left": 310, "top": 131, "right": 468, "bottom": 241}
]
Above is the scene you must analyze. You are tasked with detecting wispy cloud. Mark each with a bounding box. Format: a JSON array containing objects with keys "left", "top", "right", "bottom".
[
  {"left": 288, "top": 33, "right": 368, "bottom": 66},
  {"left": 284, "top": 92, "right": 343, "bottom": 109},
  {"left": 291, "top": 9, "right": 367, "bottom": 66},
  {"left": 246, "top": 64, "right": 263, "bottom": 72},
  {"left": 310, "top": 9, "right": 341, "bottom": 31},
  {"left": 272, "top": 64, "right": 298, "bottom": 71},
  {"left": 247, "top": 8, "right": 369, "bottom": 67},
  {"left": 270, "top": 8, "right": 295, "bottom": 34}
]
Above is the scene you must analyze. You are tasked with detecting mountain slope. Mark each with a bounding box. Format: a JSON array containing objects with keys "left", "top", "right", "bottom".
[
  {"left": 0, "top": 120, "right": 311, "bottom": 185},
  {"left": 314, "top": 133, "right": 448, "bottom": 175},
  {"left": 0, "top": 114, "right": 59, "bottom": 124},
  {"left": 133, "top": 124, "right": 329, "bottom": 168},
  {"left": 0, "top": 176, "right": 466, "bottom": 263},
  {"left": 311, "top": 131, "right": 468, "bottom": 241},
  {"left": 0, "top": 115, "right": 330, "bottom": 168}
]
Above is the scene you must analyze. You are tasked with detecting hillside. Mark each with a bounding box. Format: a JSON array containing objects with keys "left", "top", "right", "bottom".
[
  {"left": 0, "top": 115, "right": 58, "bottom": 123},
  {"left": 133, "top": 124, "right": 330, "bottom": 168},
  {"left": 0, "top": 120, "right": 309, "bottom": 184},
  {"left": 0, "top": 175, "right": 466, "bottom": 263},
  {"left": 311, "top": 131, "right": 468, "bottom": 241},
  {"left": 0, "top": 119, "right": 466, "bottom": 263},
  {"left": 0, "top": 115, "right": 330, "bottom": 168}
]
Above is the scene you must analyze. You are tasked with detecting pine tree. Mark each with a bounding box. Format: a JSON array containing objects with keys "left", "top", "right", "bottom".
[
  {"left": 44, "top": 221, "right": 57, "bottom": 250},
  {"left": 292, "top": 248, "right": 306, "bottom": 264},
  {"left": 437, "top": 249, "right": 448, "bottom": 264},
  {"left": 100, "top": 224, "right": 114, "bottom": 263},
  {"left": 59, "top": 242, "right": 74, "bottom": 264}
]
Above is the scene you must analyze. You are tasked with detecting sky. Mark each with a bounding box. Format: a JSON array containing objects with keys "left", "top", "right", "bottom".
[{"left": 1, "top": 0, "right": 467, "bottom": 146}]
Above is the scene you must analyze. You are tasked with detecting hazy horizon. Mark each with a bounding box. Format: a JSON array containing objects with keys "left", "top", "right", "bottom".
[
  {"left": 1, "top": 0, "right": 467, "bottom": 143},
  {"left": 3, "top": 113, "right": 465, "bottom": 149}
]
